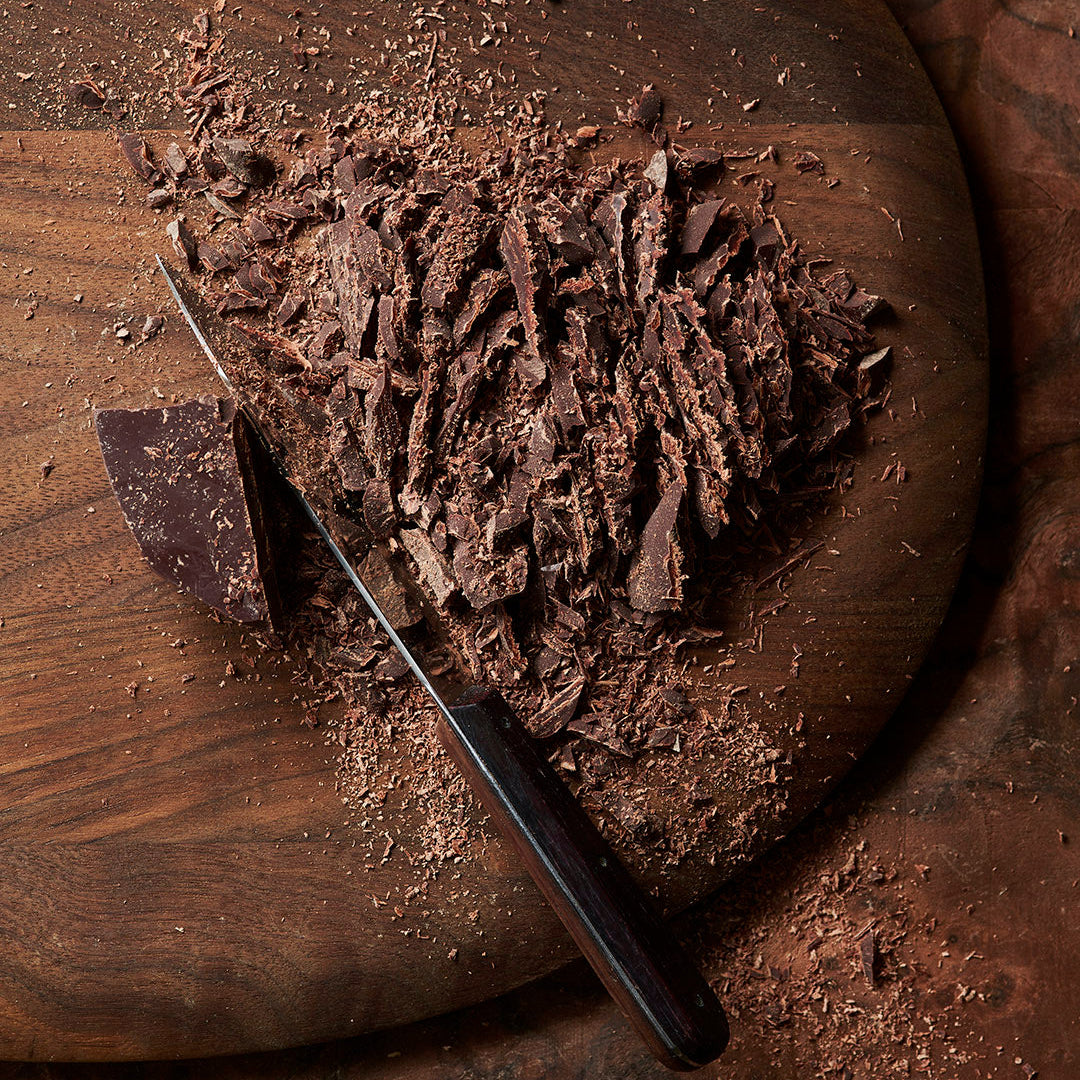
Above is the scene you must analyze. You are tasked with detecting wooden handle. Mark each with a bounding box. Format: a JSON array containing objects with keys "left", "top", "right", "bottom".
[{"left": 442, "top": 686, "right": 729, "bottom": 1071}]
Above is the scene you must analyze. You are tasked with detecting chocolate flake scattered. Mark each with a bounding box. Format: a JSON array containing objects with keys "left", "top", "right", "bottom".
[
  {"left": 68, "top": 80, "right": 106, "bottom": 110},
  {"left": 792, "top": 150, "right": 825, "bottom": 175}
]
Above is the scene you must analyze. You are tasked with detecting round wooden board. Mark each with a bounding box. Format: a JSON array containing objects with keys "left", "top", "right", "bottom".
[{"left": 0, "top": 0, "right": 985, "bottom": 1062}]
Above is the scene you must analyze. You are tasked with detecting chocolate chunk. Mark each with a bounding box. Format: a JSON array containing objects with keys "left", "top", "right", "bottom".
[
  {"left": 840, "top": 287, "right": 891, "bottom": 323},
  {"left": 247, "top": 216, "right": 276, "bottom": 245},
  {"left": 627, "top": 482, "right": 685, "bottom": 613},
  {"left": 117, "top": 133, "right": 161, "bottom": 184},
  {"left": 858, "top": 931, "right": 877, "bottom": 987},
  {"left": 628, "top": 84, "right": 664, "bottom": 132},
  {"left": 364, "top": 363, "right": 401, "bottom": 479},
  {"left": 453, "top": 540, "right": 530, "bottom": 610},
  {"left": 452, "top": 268, "right": 509, "bottom": 346},
  {"left": 499, "top": 208, "right": 551, "bottom": 386},
  {"left": 399, "top": 528, "right": 456, "bottom": 607},
  {"left": 94, "top": 397, "right": 277, "bottom": 625},
  {"left": 163, "top": 142, "right": 189, "bottom": 179},
  {"left": 421, "top": 204, "right": 497, "bottom": 312},
  {"left": 633, "top": 189, "right": 668, "bottom": 307},
  {"left": 792, "top": 150, "right": 825, "bottom": 175},
  {"left": 197, "top": 242, "right": 234, "bottom": 274},
  {"left": 360, "top": 546, "right": 420, "bottom": 630},
  {"left": 165, "top": 218, "right": 198, "bottom": 270},
  {"left": 750, "top": 220, "right": 781, "bottom": 263},
  {"left": 643, "top": 149, "right": 669, "bottom": 192},
  {"left": 537, "top": 199, "right": 594, "bottom": 266},
  {"left": 362, "top": 478, "right": 397, "bottom": 539},
  {"left": 68, "top": 81, "right": 106, "bottom": 110},
  {"left": 531, "top": 676, "right": 586, "bottom": 739},
  {"left": 674, "top": 147, "right": 724, "bottom": 182},
  {"left": 211, "top": 137, "right": 274, "bottom": 187},
  {"left": 680, "top": 199, "right": 724, "bottom": 257},
  {"left": 274, "top": 291, "right": 305, "bottom": 327}
]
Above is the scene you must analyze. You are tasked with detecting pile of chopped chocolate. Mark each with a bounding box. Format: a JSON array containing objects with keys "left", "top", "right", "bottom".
[
  {"left": 302, "top": 123, "right": 885, "bottom": 748},
  {"left": 110, "top": 16, "right": 891, "bottom": 867}
]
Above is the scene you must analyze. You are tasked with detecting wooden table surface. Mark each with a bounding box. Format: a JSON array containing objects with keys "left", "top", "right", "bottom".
[
  {"left": 0, "top": 0, "right": 990, "bottom": 1063},
  {"left": 7, "top": 0, "right": 1073, "bottom": 1074}
]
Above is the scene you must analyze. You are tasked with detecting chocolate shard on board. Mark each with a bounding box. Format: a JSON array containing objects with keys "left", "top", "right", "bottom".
[
  {"left": 628, "top": 83, "right": 664, "bottom": 133},
  {"left": 117, "top": 133, "right": 162, "bottom": 184},
  {"left": 499, "top": 206, "right": 551, "bottom": 386},
  {"left": 420, "top": 204, "right": 497, "bottom": 312},
  {"left": 680, "top": 199, "right": 725, "bottom": 257},
  {"left": 166, "top": 217, "right": 198, "bottom": 270},
  {"left": 94, "top": 396, "right": 279, "bottom": 626},
  {"left": 626, "top": 482, "right": 686, "bottom": 614},
  {"left": 399, "top": 528, "right": 457, "bottom": 608},
  {"left": 211, "top": 137, "right": 275, "bottom": 188}
]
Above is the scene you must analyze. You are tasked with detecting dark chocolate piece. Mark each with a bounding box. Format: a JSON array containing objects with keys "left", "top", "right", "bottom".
[
  {"left": 680, "top": 199, "right": 724, "bottom": 257},
  {"left": 792, "top": 150, "right": 825, "bottom": 175},
  {"left": 499, "top": 207, "right": 551, "bottom": 386},
  {"left": 94, "top": 397, "right": 276, "bottom": 625},
  {"left": 628, "top": 84, "right": 664, "bottom": 133},
  {"left": 117, "top": 133, "right": 161, "bottom": 184},
  {"left": 166, "top": 218, "right": 198, "bottom": 270},
  {"left": 68, "top": 81, "right": 106, "bottom": 110},
  {"left": 627, "top": 482, "right": 685, "bottom": 614},
  {"left": 211, "top": 137, "right": 275, "bottom": 188},
  {"left": 421, "top": 204, "right": 497, "bottom": 312}
]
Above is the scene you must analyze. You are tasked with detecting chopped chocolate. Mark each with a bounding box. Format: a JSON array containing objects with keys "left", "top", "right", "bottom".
[
  {"left": 675, "top": 146, "right": 724, "bottom": 182},
  {"left": 644, "top": 149, "right": 669, "bottom": 192},
  {"left": 421, "top": 204, "right": 497, "bottom": 313},
  {"left": 499, "top": 207, "right": 551, "bottom": 386},
  {"left": 792, "top": 150, "right": 825, "bottom": 175},
  {"left": 211, "top": 137, "right": 274, "bottom": 187},
  {"left": 680, "top": 199, "right": 725, "bottom": 257},
  {"left": 628, "top": 83, "right": 664, "bottom": 133},
  {"left": 165, "top": 217, "right": 198, "bottom": 270},
  {"left": 274, "top": 291, "right": 305, "bottom": 327},
  {"left": 163, "top": 142, "right": 190, "bottom": 179},
  {"left": 68, "top": 80, "right": 106, "bottom": 110},
  {"left": 122, "top": 54, "right": 893, "bottom": 872},
  {"left": 627, "top": 482, "right": 686, "bottom": 614},
  {"left": 117, "top": 133, "right": 161, "bottom": 184},
  {"left": 399, "top": 528, "right": 457, "bottom": 608}
]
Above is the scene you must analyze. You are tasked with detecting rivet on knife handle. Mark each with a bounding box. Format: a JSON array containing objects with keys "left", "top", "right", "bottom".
[{"left": 442, "top": 686, "right": 729, "bottom": 1071}]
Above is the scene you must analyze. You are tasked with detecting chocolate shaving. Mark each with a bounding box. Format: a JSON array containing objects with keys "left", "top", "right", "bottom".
[
  {"left": 627, "top": 482, "right": 686, "bottom": 613},
  {"left": 117, "top": 133, "right": 161, "bottom": 184}
]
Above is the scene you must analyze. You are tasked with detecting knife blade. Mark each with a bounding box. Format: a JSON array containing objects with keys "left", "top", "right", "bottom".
[{"left": 157, "top": 255, "right": 729, "bottom": 1070}]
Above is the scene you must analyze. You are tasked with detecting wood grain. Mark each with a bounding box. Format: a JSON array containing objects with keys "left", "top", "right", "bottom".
[{"left": 0, "top": 0, "right": 986, "bottom": 1061}]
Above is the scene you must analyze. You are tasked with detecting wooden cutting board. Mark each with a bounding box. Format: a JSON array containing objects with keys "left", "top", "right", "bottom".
[{"left": 0, "top": 0, "right": 985, "bottom": 1061}]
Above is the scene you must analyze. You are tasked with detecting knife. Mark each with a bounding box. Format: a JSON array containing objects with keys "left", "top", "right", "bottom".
[{"left": 156, "top": 255, "right": 729, "bottom": 1070}]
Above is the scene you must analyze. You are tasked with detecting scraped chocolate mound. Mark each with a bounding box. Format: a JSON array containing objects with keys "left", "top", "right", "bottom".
[
  {"left": 117, "top": 38, "right": 896, "bottom": 865},
  {"left": 95, "top": 397, "right": 279, "bottom": 625},
  {"left": 124, "top": 86, "right": 889, "bottom": 753},
  {"left": 298, "top": 135, "right": 884, "bottom": 735}
]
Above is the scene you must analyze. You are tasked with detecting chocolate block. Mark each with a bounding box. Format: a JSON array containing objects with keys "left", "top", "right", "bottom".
[{"left": 94, "top": 396, "right": 280, "bottom": 626}]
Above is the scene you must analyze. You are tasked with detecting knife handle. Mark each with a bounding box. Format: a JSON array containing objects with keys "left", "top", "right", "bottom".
[{"left": 441, "top": 685, "right": 729, "bottom": 1071}]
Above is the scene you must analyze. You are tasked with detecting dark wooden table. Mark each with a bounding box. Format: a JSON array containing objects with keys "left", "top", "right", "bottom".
[{"left": 0, "top": 0, "right": 1076, "bottom": 1076}]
